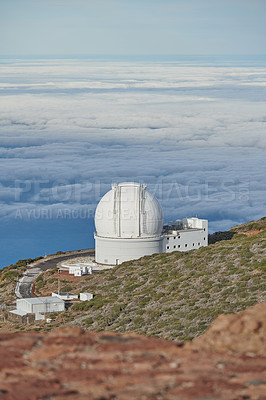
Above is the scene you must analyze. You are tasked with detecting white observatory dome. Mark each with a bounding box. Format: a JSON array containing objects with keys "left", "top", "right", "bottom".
[{"left": 95, "top": 182, "right": 164, "bottom": 239}]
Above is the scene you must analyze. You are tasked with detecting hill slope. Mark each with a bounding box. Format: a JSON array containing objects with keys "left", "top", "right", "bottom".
[{"left": 27, "top": 217, "right": 266, "bottom": 340}]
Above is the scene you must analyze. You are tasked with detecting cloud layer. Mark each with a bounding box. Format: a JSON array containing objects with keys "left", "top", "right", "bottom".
[{"left": 0, "top": 58, "right": 266, "bottom": 265}]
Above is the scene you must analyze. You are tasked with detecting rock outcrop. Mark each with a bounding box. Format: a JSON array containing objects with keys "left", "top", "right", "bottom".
[
  {"left": 193, "top": 302, "right": 266, "bottom": 356},
  {"left": 0, "top": 304, "right": 265, "bottom": 400}
]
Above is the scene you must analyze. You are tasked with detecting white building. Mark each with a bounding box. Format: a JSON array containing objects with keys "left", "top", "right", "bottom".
[
  {"left": 60, "top": 263, "right": 93, "bottom": 276},
  {"left": 95, "top": 182, "right": 164, "bottom": 265},
  {"left": 11, "top": 296, "right": 65, "bottom": 321},
  {"left": 52, "top": 292, "right": 79, "bottom": 300},
  {"left": 163, "top": 217, "right": 208, "bottom": 252},
  {"left": 94, "top": 182, "right": 208, "bottom": 265},
  {"left": 80, "top": 292, "right": 94, "bottom": 301}
]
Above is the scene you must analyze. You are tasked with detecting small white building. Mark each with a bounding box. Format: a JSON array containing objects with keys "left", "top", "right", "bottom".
[
  {"left": 13, "top": 296, "right": 65, "bottom": 320},
  {"left": 52, "top": 292, "right": 79, "bottom": 301},
  {"left": 80, "top": 292, "right": 94, "bottom": 301},
  {"left": 60, "top": 263, "right": 93, "bottom": 276}
]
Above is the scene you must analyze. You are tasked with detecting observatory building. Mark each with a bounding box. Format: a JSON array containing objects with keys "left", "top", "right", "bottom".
[{"left": 94, "top": 182, "right": 208, "bottom": 265}]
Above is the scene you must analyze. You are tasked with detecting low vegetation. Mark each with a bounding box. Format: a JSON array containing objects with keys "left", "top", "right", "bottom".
[
  {"left": 1, "top": 218, "right": 265, "bottom": 339},
  {"left": 24, "top": 217, "right": 266, "bottom": 341}
]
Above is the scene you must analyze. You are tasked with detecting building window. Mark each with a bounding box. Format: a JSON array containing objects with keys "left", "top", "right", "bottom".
[
  {"left": 178, "top": 245, "right": 180, "bottom": 248},
  {"left": 167, "top": 237, "right": 169, "bottom": 241},
  {"left": 174, "top": 236, "right": 176, "bottom": 239},
  {"left": 178, "top": 236, "right": 180, "bottom": 239},
  {"left": 173, "top": 245, "right": 176, "bottom": 249},
  {"left": 185, "top": 244, "right": 187, "bottom": 247},
  {"left": 193, "top": 243, "right": 195, "bottom": 246},
  {"left": 204, "top": 237, "right": 206, "bottom": 240},
  {"left": 198, "top": 243, "right": 200, "bottom": 246},
  {"left": 167, "top": 246, "right": 169, "bottom": 249},
  {"left": 204, "top": 228, "right": 206, "bottom": 231}
]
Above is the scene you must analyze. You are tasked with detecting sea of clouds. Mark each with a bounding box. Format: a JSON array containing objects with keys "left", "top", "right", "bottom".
[{"left": 0, "top": 57, "right": 266, "bottom": 266}]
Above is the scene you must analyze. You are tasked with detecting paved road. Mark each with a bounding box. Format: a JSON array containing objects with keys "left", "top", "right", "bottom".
[
  {"left": 16, "top": 250, "right": 95, "bottom": 299},
  {"left": 37, "top": 250, "right": 95, "bottom": 272}
]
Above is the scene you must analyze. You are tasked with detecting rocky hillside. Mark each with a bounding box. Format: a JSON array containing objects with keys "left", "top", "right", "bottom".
[
  {"left": 7, "top": 216, "right": 263, "bottom": 340},
  {"left": 0, "top": 303, "right": 265, "bottom": 400}
]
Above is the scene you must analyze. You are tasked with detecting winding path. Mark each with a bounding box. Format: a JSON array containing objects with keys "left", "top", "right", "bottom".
[{"left": 15, "top": 250, "right": 95, "bottom": 299}]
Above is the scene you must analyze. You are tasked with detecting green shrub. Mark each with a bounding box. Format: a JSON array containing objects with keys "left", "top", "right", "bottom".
[
  {"left": 35, "top": 275, "right": 46, "bottom": 289},
  {"left": 48, "top": 278, "right": 58, "bottom": 284},
  {"left": 61, "top": 285, "right": 73, "bottom": 292},
  {"left": 84, "top": 317, "right": 94, "bottom": 326},
  {"left": 133, "top": 317, "right": 144, "bottom": 327},
  {"left": 138, "top": 296, "right": 151, "bottom": 307},
  {"left": 72, "top": 301, "right": 92, "bottom": 311},
  {"left": 1, "top": 270, "right": 20, "bottom": 282},
  {"left": 48, "top": 267, "right": 59, "bottom": 275}
]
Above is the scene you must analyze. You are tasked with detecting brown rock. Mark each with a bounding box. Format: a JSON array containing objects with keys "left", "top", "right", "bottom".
[
  {"left": 193, "top": 302, "right": 266, "bottom": 356},
  {"left": 0, "top": 304, "right": 265, "bottom": 399},
  {"left": 47, "top": 326, "right": 85, "bottom": 337}
]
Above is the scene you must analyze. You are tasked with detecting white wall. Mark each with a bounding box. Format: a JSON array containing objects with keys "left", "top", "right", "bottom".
[
  {"left": 80, "top": 292, "right": 93, "bottom": 301},
  {"left": 95, "top": 218, "right": 208, "bottom": 264},
  {"left": 163, "top": 219, "right": 208, "bottom": 253},
  {"left": 16, "top": 299, "right": 32, "bottom": 313},
  {"left": 16, "top": 298, "right": 65, "bottom": 320},
  {"left": 95, "top": 234, "right": 163, "bottom": 265},
  {"left": 32, "top": 301, "right": 65, "bottom": 314}
]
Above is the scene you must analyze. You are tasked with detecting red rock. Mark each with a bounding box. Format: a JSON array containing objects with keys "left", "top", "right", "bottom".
[
  {"left": 47, "top": 326, "right": 85, "bottom": 337},
  {"left": 193, "top": 302, "right": 266, "bottom": 356},
  {"left": 0, "top": 303, "right": 265, "bottom": 400}
]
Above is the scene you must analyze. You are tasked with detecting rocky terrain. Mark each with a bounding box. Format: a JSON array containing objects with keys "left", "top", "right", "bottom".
[{"left": 0, "top": 302, "right": 265, "bottom": 400}]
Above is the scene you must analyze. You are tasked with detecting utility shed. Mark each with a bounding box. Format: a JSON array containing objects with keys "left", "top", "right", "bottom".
[
  {"left": 16, "top": 297, "right": 65, "bottom": 320},
  {"left": 60, "top": 263, "right": 93, "bottom": 276},
  {"left": 80, "top": 292, "right": 93, "bottom": 301},
  {"left": 52, "top": 292, "right": 78, "bottom": 300}
]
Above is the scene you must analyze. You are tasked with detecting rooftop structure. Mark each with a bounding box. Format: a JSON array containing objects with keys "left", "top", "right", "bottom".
[{"left": 52, "top": 292, "right": 79, "bottom": 301}]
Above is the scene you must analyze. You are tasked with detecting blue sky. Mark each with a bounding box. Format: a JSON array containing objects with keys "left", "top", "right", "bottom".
[{"left": 1, "top": 0, "right": 266, "bottom": 56}]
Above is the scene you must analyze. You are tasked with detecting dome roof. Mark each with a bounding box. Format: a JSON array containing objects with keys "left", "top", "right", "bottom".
[{"left": 95, "top": 182, "right": 164, "bottom": 238}]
